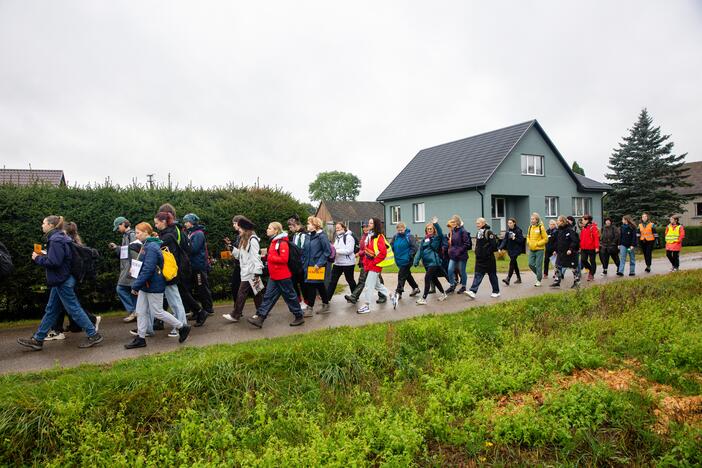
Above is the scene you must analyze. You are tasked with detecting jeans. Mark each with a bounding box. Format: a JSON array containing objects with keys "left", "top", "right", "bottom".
[
  {"left": 469, "top": 271, "right": 500, "bottom": 294},
  {"left": 116, "top": 284, "right": 137, "bottom": 313},
  {"left": 640, "top": 240, "right": 654, "bottom": 268},
  {"left": 666, "top": 250, "right": 680, "bottom": 269},
  {"left": 599, "top": 247, "right": 619, "bottom": 272},
  {"left": 361, "top": 270, "right": 389, "bottom": 307},
  {"left": 528, "top": 249, "right": 544, "bottom": 279},
  {"left": 581, "top": 249, "right": 597, "bottom": 275},
  {"left": 191, "top": 270, "right": 214, "bottom": 313},
  {"left": 136, "top": 291, "right": 182, "bottom": 339},
  {"left": 618, "top": 246, "right": 635, "bottom": 274},
  {"left": 447, "top": 259, "right": 467, "bottom": 287},
  {"left": 326, "top": 264, "right": 357, "bottom": 299},
  {"left": 423, "top": 266, "right": 445, "bottom": 298},
  {"left": 396, "top": 264, "right": 419, "bottom": 293},
  {"left": 257, "top": 278, "right": 303, "bottom": 319},
  {"left": 34, "top": 276, "right": 96, "bottom": 341},
  {"left": 164, "top": 284, "right": 187, "bottom": 325}
]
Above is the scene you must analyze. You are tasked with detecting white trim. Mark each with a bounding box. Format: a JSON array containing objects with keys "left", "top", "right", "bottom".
[
  {"left": 390, "top": 205, "right": 401, "bottom": 225},
  {"left": 412, "top": 203, "right": 425, "bottom": 223}
]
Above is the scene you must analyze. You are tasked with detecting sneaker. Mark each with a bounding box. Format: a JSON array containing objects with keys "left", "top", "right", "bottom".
[
  {"left": 535, "top": 281, "right": 542, "bottom": 287},
  {"left": 409, "top": 288, "right": 421, "bottom": 297},
  {"left": 602, "top": 270, "right": 608, "bottom": 276},
  {"left": 168, "top": 328, "right": 179, "bottom": 338},
  {"left": 438, "top": 293, "right": 448, "bottom": 302},
  {"left": 428, "top": 287, "right": 436, "bottom": 295},
  {"left": 571, "top": 281, "right": 580, "bottom": 289},
  {"left": 123, "top": 312, "right": 137, "bottom": 323},
  {"left": 514, "top": 279, "right": 522, "bottom": 284},
  {"left": 357, "top": 304, "right": 371, "bottom": 314},
  {"left": 194, "top": 310, "right": 208, "bottom": 327},
  {"left": 318, "top": 303, "right": 331, "bottom": 314},
  {"left": 178, "top": 324, "right": 192, "bottom": 343},
  {"left": 17, "top": 337, "right": 43, "bottom": 351},
  {"left": 94, "top": 315, "right": 102, "bottom": 333},
  {"left": 124, "top": 337, "right": 146, "bottom": 349},
  {"left": 289, "top": 316, "right": 305, "bottom": 327},
  {"left": 616, "top": 272, "right": 624, "bottom": 277},
  {"left": 549, "top": 281, "right": 561, "bottom": 288},
  {"left": 629, "top": 273, "right": 635, "bottom": 277},
  {"left": 502, "top": 278, "right": 510, "bottom": 286},
  {"left": 376, "top": 295, "right": 387, "bottom": 304},
  {"left": 391, "top": 293, "right": 398, "bottom": 309},
  {"left": 445, "top": 285, "right": 456, "bottom": 294},
  {"left": 45, "top": 330, "right": 66, "bottom": 341},
  {"left": 645, "top": 267, "right": 651, "bottom": 273},
  {"left": 222, "top": 313, "right": 239, "bottom": 323},
  {"left": 416, "top": 297, "right": 427, "bottom": 305},
  {"left": 78, "top": 333, "right": 103, "bottom": 348},
  {"left": 490, "top": 292, "right": 501, "bottom": 298},
  {"left": 303, "top": 306, "right": 314, "bottom": 318},
  {"left": 185, "top": 312, "right": 194, "bottom": 319},
  {"left": 153, "top": 320, "right": 165, "bottom": 331},
  {"left": 129, "top": 329, "right": 155, "bottom": 338},
  {"left": 465, "top": 290, "right": 476, "bottom": 299},
  {"left": 207, "top": 310, "right": 214, "bottom": 316},
  {"left": 457, "top": 286, "right": 466, "bottom": 294},
  {"left": 344, "top": 295, "right": 358, "bottom": 304}
]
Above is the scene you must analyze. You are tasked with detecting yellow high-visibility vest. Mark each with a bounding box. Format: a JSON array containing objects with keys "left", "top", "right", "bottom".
[
  {"left": 373, "top": 235, "right": 395, "bottom": 268},
  {"left": 665, "top": 225, "right": 681, "bottom": 244}
]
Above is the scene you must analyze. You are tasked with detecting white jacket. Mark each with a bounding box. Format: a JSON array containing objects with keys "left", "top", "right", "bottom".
[
  {"left": 333, "top": 230, "right": 356, "bottom": 266},
  {"left": 232, "top": 234, "right": 263, "bottom": 281}
]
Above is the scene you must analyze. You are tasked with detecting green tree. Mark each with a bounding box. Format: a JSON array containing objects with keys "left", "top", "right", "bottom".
[
  {"left": 605, "top": 108, "right": 690, "bottom": 222},
  {"left": 308, "top": 171, "right": 361, "bottom": 202},
  {"left": 571, "top": 161, "right": 585, "bottom": 176}
]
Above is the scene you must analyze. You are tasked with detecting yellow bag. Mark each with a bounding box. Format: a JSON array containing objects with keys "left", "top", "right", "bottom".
[
  {"left": 160, "top": 247, "right": 178, "bottom": 281},
  {"left": 307, "top": 266, "right": 325, "bottom": 281},
  {"left": 374, "top": 235, "right": 395, "bottom": 268}
]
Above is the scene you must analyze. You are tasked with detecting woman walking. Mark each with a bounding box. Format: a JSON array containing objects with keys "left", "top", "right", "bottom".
[
  {"left": 390, "top": 222, "right": 420, "bottom": 300},
  {"left": 445, "top": 215, "right": 472, "bottom": 294},
  {"left": 302, "top": 216, "right": 331, "bottom": 316},
  {"left": 618, "top": 215, "right": 637, "bottom": 277},
  {"left": 665, "top": 215, "right": 685, "bottom": 271},
  {"left": 228, "top": 216, "right": 264, "bottom": 321},
  {"left": 465, "top": 218, "right": 500, "bottom": 299},
  {"left": 543, "top": 219, "right": 558, "bottom": 280},
  {"left": 598, "top": 217, "right": 620, "bottom": 275},
  {"left": 526, "top": 213, "right": 548, "bottom": 287},
  {"left": 18, "top": 216, "right": 103, "bottom": 351},
  {"left": 499, "top": 218, "right": 525, "bottom": 286},
  {"left": 413, "top": 218, "right": 448, "bottom": 305},
  {"left": 357, "top": 217, "right": 392, "bottom": 314},
  {"left": 326, "top": 222, "right": 357, "bottom": 301},
  {"left": 638, "top": 213, "right": 657, "bottom": 273},
  {"left": 550, "top": 215, "right": 581, "bottom": 289},
  {"left": 579, "top": 214, "right": 600, "bottom": 281}
]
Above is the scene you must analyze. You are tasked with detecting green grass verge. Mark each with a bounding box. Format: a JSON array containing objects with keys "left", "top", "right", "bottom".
[{"left": 1, "top": 271, "right": 701, "bottom": 465}]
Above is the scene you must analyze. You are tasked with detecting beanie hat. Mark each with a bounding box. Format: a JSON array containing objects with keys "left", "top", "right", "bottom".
[
  {"left": 183, "top": 213, "right": 200, "bottom": 224},
  {"left": 237, "top": 216, "right": 255, "bottom": 231}
]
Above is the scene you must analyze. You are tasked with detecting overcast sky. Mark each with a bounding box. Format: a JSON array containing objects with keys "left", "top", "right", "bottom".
[{"left": 1, "top": 1, "right": 700, "bottom": 203}]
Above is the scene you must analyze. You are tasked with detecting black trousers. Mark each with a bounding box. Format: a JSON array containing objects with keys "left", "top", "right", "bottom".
[
  {"left": 177, "top": 275, "right": 202, "bottom": 314},
  {"left": 191, "top": 270, "right": 213, "bottom": 313},
  {"left": 640, "top": 240, "right": 655, "bottom": 268},
  {"left": 507, "top": 255, "right": 521, "bottom": 281},
  {"left": 326, "top": 264, "right": 357, "bottom": 299},
  {"left": 544, "top": 247, "right": 555, "bottom": 277},
  {"left": 599, "top": 247, "right": 619, "bottom": 272},
  {"left": 304, "top": 282, "right": 328, "bottom": 306},
  {"left": 396, "top": 265, "right": 419, "bottom": 293},
  {"left": 423, "top": 266, "right": 445, "bottom": 298},
  {"left": 666, "top": 250, "right": 680, "bottom": 269},
  {"left": 581, "top": 249, "right": 597, "bottom": 275}
]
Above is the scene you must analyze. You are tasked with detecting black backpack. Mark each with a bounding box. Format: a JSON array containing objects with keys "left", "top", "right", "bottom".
[
  {"left": 0, "top": 241, "right": 13, "bottom": 279},
  {"left": 285, "top": 239, "right": 304, "bottom": 275},
  {"left": 69, "top": 242, "right": 100, "bottom": 283},
  {"left": 349, "top": 232, "right": 360, "bottom": 254}
]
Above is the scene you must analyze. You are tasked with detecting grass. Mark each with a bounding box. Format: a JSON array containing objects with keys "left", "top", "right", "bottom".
[{"left": 1, "top": 271, "right": 702, "bottom": 465}]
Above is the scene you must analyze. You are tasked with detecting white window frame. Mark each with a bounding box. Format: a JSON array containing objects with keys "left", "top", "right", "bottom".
[
  {"left": 695, "top": 202, "right": 702, "bottom": 217},
  {"left": 572, "top": 197, "right": 592, "bottom": 217},
  {"left": 521, "top": 154, "right": 545, "bottom": 176},
  {"left": 390, "top": 205, "right": 401, "bottom": 225},
  {"left": 545, "top": 196, "right": 559, "bottom": 217},
  {"left": 412, "top": 203, "right": 425, "bottom": 223}
]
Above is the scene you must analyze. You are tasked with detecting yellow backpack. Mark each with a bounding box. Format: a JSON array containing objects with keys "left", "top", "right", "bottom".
[{"left": 160, "top": 247, "right": 178, "bottom": 281}]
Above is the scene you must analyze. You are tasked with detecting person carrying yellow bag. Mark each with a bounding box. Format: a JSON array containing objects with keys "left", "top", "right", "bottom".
[{"left": 357, "top": 217, "right": 392, "bottom": 314}]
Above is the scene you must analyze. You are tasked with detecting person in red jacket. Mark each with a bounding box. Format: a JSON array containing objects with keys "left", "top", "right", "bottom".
[
  {"left": 247, "top": 222, "right": 305, "bottom": 328},
  {"left": 357, "top": 217, "right": 391, "bottom": 314},
  {"left": 579, "top": 214, "right": 600, "bottom": 281},
  {"left": 665, "top": 215, "right": 685, "bottom": 271}
]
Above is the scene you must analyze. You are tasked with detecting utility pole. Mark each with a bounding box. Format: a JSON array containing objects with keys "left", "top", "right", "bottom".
[
  {"left": 146, "top": 174, "right": 154, "bottom": 190},
  {"left": 167, "top": 172, "right": 171, "bottom": 189}
]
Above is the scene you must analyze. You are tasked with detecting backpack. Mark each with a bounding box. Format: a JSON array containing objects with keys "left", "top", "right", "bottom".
[
  {"left": 350, "top": 232, "right": 360, "bottom": 254},
  {"left": 69, "top": 242, "right": 99, "bottom": 283},
  {"left": 160, "top": 247, "right": 178, "bottom": 281},
  {"left": 0, "top": 241, "right": 14, "bottom": 279},
  {"left": 284, "top": 239, "right": 304, "bottom": 275},
  {"left": 328, "top": 242, "right": 336, "bottom": 262}
]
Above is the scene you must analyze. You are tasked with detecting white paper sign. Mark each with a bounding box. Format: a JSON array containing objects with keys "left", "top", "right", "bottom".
[
  {"left": 120, "top": 245, "right": 129, "bottom": 260},
  {"left": 249, "top": 276, "right": 264, "bottom": 295},
  {"left": 129, "top": 259, "right": 143, "bottom": 278}
]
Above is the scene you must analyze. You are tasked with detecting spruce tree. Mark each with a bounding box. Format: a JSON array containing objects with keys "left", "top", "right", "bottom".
[
  {"left": 571, "top": 161, "right": 585, "bottom": 176},
  {"left": 605, "top": 108, "right": 690, "bottom": 222}
]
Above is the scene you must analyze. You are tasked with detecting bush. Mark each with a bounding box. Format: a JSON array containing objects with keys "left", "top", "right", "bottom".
[{"left": 0, "top": 183, "right": 307, "bottom": 321}]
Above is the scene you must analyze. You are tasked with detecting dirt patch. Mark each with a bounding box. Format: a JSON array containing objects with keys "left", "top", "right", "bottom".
[{"left": 654, "top": 396, "right": 702, "bottom": 435}]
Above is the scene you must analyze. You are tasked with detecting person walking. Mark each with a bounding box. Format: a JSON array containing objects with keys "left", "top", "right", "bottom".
[
  {"left": 246, "top": 222, "right": 305, "bottom": 328},
  {"left": 550, "top": 215, "right": 581, "bottom": 288},
  {"left": 598, "top": 217, "right": 620, "bottom": 276},
  {"left": 302, "top": 216, "right": 331, "bottom": 316},
  {"left": 543, "top": 219, "right": 558, "bottom": 280},
  {"left": 325, "top": 222, "right": 357, "bottom": 300},
  {"left": 526, "top": 213, "right": 548, "bottom": 287},
  {"left": 229, "top": 216, "right": 265, "bottom": 321},
  {"left": 109, "top": 216, "right": 140, "bottom": 323},
  {"left": 638, "top": 213, "right": 657, "bottom": 273},
  {"left": 125, "top": 222, "right": 191, "bottom": 349},
  {"left": 465, "top": 218, "right": 500, "bottom": 299},
  {"left": 223, "top": 216, "right": 244, "bottom": 320},
  {"left": 618, "top": 215, "right": 638, "bottom": 277},
  {"left": 665, "top": 215, "right": 685, "bottom": 271},
  {"left": 345, "top": 221, "right": 387, "bottom": 304},
  {"left": 286, "top": 215, "right": 307, "bottom": 304},
  {"left": 390, "top": 222, "right": 420, "bottom": 300},
  {"left": 499, "top": 218, "right": 525, "bottom": 286},
  {"left": 579, "top": 214, "right": 600, "bottom": 281},
  {"left": 413, "top": 218, "right": 448, "bottom": 305},
  {"left": 183, "top": 213, "right": 214, "bottom": 317},
  {"left": 18, "top": 216, "right": 103, "bottom": 351},
  {"left": 357, "top": 217, "right": 392, "bottom": 314},
  {"left": 445, "top": 215, "right": 472, "bottom": 294}
]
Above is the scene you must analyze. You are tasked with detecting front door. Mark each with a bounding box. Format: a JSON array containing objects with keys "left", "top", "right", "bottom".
[{"left": 492, "top": 197, "right": 506, "bottom": 233}]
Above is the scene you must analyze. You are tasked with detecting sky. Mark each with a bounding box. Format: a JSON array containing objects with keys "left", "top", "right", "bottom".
[{"left": 1, "top": 1, "right": 700, "bottom": 204}]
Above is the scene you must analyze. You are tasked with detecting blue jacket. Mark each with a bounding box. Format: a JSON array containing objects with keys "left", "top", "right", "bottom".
[
  {"left": 303, "top": 231, "right": 331, "bottom": 282},
  {"left": 131, "top": 238, "right": 166, "bottom": 293},
  {"left": 187, "top": 224, "right": 209, "bottom": 272},
  {"left": 620, "top": 224, "right": 638, "bottom": 248},
  {"left": 499, "top": 225, "right": 525, "bottom": 258},
  {"left": 390, "top": 229, "right": 417, "bottom": 267},
  {"left": 35, "top": 229, "right": 72, "bottom": 287},
  {"left": 414, "top": 223, "right": 443, "bottom": 268}
]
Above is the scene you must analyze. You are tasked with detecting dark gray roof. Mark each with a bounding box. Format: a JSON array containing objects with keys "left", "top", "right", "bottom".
[
  {"left": 317, "top": 201, "right": 384, "bottom": 222},
  {"left": 674, "top": 161, "right": 702, "bottom": 196},
  {"left": 0, "top": 169, "right": 66, "bottom": 186},
  {"left": 574, "top": 174, "right": 612, "bottom": 191},
  {"left": 377, "top": 120, "right": 609, "bottom": 201}
]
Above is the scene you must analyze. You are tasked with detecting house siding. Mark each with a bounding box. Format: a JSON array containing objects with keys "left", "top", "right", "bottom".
[
  {"left": 383, "top": 191, "right": 483, "bottom": 235},
  {"left": 678, "top": 196, "right": 702, "bottom": 227}
]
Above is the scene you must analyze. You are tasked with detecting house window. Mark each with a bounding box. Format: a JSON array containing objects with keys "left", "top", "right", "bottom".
[
  {"left": 521, "top": 154, "right": 544, "bottom": 176},
  {"left": 390, "top": 206, "right": 401, "bottom": 224},
  {"left": 695, "top": 202, "right": 702, "bottom": 217},
  {"left": 412, "top": 203, "right": 425, "bottom": 223},
  {"left": 572, "top": 197, "right": 592, "bottom": 217},
  {"left": 545, "top": 196, "right": 559, "bottom": 217}
]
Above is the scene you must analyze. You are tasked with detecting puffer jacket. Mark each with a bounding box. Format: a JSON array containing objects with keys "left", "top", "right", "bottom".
[
  {"left": 131, "top": 238, "right": 166, "bottom": 293},
  {"left": 555, "top": 224, "right": 579, "bottom": 267},
  {"left": 600, "top": 225, "right": 620, "bottom": 251},
  {"left": 391, "top": 229, "right": 417, "bottom": 267},
  {"left": 34, "top": 229, "right": 73, "bottom": 287},
  {"left": 580, "top": 222, "right": 600, "bottom": 251},
  {"left": 498, "top": 226, "right": 525, "bottom": 258},
  {"left": 267, "top": 232, "right": 292, "bottom": 281},
  {"left": 447, "top": 225, "right": 472, "bottom": 261},
  {"left": 526, "top": 223, "right": 548, "bottom": 251},
  {"left": 233, "top": 234, "right": 263, "bottom": 281},
  {"left": 303, "top": 230, "right": 331, "bottom": 281},
  {"left": 413, "top": 223, "right": 443, "bottom": 268},
  {"left": 333, "top": 231, "right": 356, "bottom": 267}
]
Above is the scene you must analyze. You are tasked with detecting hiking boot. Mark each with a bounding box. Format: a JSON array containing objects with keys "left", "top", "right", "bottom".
[
  {"left": 457, "top": 286, "right": 466, "bottom": 294},
  {"left": 17, "top": 337, "right": 43, "bottom": 351},
  {"left": 445, "top": 285, "right": 456, "bottom": 294},
  {"left": 79, "top": 333, "right": 104, "bottom": 348},
  {"left": 125, "top": 337, "right": 146, "bottom": 349},
  {"left": 303, "top": 306, "right": 314, "bottom": 317},
  {"left": 178, "top": 324, "right": 191, "bottom": 343},
  {"left": 318, "top": 303, "right": 331, "bottom": 314},
  {"left": 409, "top": 288, "right": 421, "bottom": 297},
  {"left": 247, "top": 315, "right": 265, "bottom": 328},
  {"left": 344, "top": 295, "right": 357, "bottom": 304},
  {"left": 289, "top": 316, "right": 305, "bottom": 327},
  {"left": 123, "top": 312, "right": 137, "bottom": 323}
]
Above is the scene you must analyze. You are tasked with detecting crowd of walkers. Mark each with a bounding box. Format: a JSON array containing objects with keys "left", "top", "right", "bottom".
[{"left": 13, "top": 205, "right": 687, "bottom": 352}]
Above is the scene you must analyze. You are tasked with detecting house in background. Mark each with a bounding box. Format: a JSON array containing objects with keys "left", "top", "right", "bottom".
[
  {"left": 315, "top": 200, "right": 384, "bottom": 239},
  {"left": 675, "top": 161, "right": 702, "bottom": 226},
  {"left": 377, "top": 120, "right": 610, "bottom": 234},
  {"left": 0, "top": 168, "right": 66, "bottom": 187}
]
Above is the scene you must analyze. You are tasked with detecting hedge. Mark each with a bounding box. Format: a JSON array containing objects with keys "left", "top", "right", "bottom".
[{"left": 0, "top": 183, "right": 307, "bottom": 321}]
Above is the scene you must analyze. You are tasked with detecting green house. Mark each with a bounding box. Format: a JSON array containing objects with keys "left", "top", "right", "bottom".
[{"left": 377, "top": 120, "right": 610, "bottom": 233}]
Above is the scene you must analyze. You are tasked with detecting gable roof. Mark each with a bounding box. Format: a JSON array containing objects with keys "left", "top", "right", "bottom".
[
  {"left": 316, "top": 201, "right": 384, "bottom": 222},
  {"left": 377, "top": 120, "right": 610, "bottom": 201},
  {"left": 0, "top": 169, "right": 66, "bottom": 187},
  {"left": 574, "top": 173, "right": 612, "bottom": 191},
  {"left": 675, "top": 161, "right": 702, "bottom": 196}
]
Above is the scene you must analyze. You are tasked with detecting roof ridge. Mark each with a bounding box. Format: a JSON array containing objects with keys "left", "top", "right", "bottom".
[{"left": 417, "top": 119, "right": 536, "bottom": 153}]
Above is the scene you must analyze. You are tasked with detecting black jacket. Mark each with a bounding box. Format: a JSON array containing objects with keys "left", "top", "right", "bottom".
[
  {"left": 498, "top": 225, "right": 525, "bottom": 258},
  {"left": 158, "top": 224, "right": 191, "bottom": 285},
  {"left": 555, "top": 224, "right": 579, "bottom": 268},
  {"left": 620, "top": 224, "right": 638, "bottom": 248},
  {"left": 474, "top": 225, "right": 498, "bottom": 273},
  {"left": 546, "top": 227, "right": 558, "bottom": 252},
  {"left": 600, "top": 225, "right": 620, "bottom": 250}
]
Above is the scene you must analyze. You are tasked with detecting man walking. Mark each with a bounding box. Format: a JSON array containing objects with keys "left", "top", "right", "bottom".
[{"left": 108, "top": 216, "right": 140, "bottom": 322}]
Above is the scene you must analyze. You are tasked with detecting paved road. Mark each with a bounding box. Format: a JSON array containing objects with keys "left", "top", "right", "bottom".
[{"left": 1, "top": 253, "right": 700, "bottom": 375}]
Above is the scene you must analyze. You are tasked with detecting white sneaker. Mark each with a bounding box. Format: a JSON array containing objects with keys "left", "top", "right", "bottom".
[
  {"left": 535, "top": 281, "right": 542, "bottom": 287},
  {"left": 45, "top": 330, "right": 66, "bottom": 341},
  {"left": 465, "top": 290, "right": 476, "bottom": 299},
  {"left": 222, "top": 313, "right": 239, "bottom": 323},
  {"left": 123, "top": 312, "right": 137, "bottom": 323},
  {"left": 438, "top": 293, "right": 448, "bottom": 302},
  {"left": 416, "top": 297, "right": 427, "bottom": 305},
  {"left": 94, "top": 315, "right": 102, "bottom": 333},
  {"left": 357, "top": 304, "right": 371, "bottom": 314},
  {"left": 168, "top": 328, "right": 179, "bottom": 338},
  {"left": 391, "top": 293, "right": 398, "bottom": 309},
  {"left": 304, "top": 306, "right": 314, "bottom": 318},
  {"left": 491, "top": 292, "right": 501, "bottom": 298}
]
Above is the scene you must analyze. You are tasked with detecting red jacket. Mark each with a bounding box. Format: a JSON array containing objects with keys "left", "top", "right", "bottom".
[
  {"left": 362, "top": 234, "right": 387, "bottom": 273},
  {"left": 267, "top": 235, "right": 291, "bottom": 281},
  {"left": 580, "top": 222, "right": 600, "bottom": 251}
]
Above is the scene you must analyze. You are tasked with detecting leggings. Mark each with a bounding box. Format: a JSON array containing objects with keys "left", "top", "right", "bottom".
[
  {"left": 666, "top": 250, "right": 680, "bottom": 269},
  {"left": 581, "top": 249, "right": 597, "bottom": 275},
  {"left": 640, "top": 240, "right": 655, "bottom": 268},
  {"left": 599, "top": 248, "right": 619, "bottom": 272},
  {"left": 507, "top": 256, "right": 521, "bottom": 281},
  {"left": 423, "top": 266, "right": 445, "bottom": 298}
]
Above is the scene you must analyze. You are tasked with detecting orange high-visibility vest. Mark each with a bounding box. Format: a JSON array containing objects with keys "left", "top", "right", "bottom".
[{"left": 638, "top": 222, "right": 655, "bottom": 241}]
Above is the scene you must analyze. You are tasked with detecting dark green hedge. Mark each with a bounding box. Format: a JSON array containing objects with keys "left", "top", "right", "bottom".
[{"left": 0, "top": 183, "right": 307, "bottom": 321}]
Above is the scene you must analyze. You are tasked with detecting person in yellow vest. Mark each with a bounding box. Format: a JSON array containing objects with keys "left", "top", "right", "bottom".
[
  {"left": 638, "top": 212, "right": 657, "bottom": 273},
  {"left": 665, "top": 215, "right": 685, "bottom": 271},
  {"left": 357, "top": 217, "right": 393, "bottom": 314},
  {"left": 526, "top": 212, "right": 548, "bottom": 287}
]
